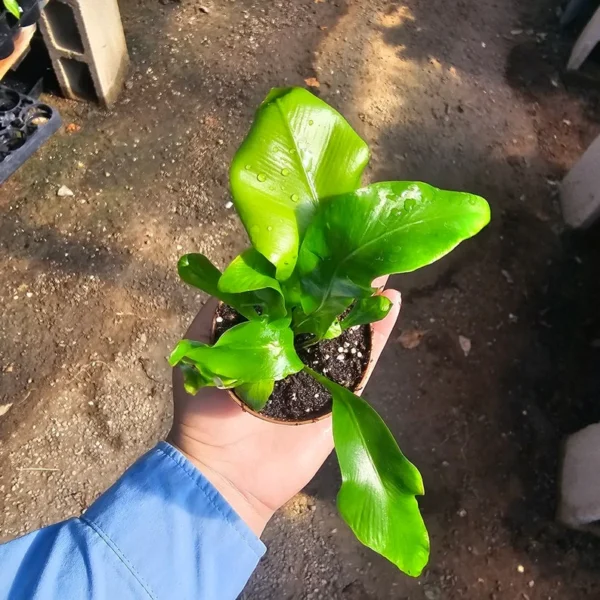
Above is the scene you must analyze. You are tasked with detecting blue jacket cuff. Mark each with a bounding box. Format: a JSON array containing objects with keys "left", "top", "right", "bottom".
[{"left": 83, "top": 441, "right": 265, "bottom": 599}]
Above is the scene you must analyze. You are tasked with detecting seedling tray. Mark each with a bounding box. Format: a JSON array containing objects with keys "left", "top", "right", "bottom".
[{"left": 0, "top": 84, "right": 61, "bottom": 183}]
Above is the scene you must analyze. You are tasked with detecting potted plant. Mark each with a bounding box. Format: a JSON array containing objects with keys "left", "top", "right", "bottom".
[
  {"left": 169, "top": 87, "right": 491, "bottom": 576},
  {"left": 0, "top": 0, "right": 41, "bottom": 60}
]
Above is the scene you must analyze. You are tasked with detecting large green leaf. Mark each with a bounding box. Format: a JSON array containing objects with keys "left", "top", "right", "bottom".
[
  {"left": 170, "top": 319, "right": 303, "bottom": 390},
  {"left": 177, "top": 253, "right": 260, "bottom": 320},
  {"left": 298, "top": 182, "right": 490, "bottom": 316},
  {"left": 230, "top": 87, "right": 370, "bottom": 280},
  {"left": 341, "top": 296, "right": 393, "bottom": 331},
  {"left": 235, "top": 379, "right": 275, "bottom": 412},
  {"left": 219, "top": 249, "right": 286, "bottom": 319},
  {"left": 307, "top": 369, "right": 430, "bottom": 576}
]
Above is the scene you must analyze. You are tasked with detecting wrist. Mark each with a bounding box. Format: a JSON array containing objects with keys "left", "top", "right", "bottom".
[{"left": 166, "top": 430, "right": 273, "bottom": 537}]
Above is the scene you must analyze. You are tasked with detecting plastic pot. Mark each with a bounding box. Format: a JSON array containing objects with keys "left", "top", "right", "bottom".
[
  {"left": 0, "top": 12, "right": 15, "bottom": 60},
  {"left": 19, "top": 0, "right": 41, "bottom": 27},
  {"left": 210, "top": 302, "right": 374, "bottom": 426}
]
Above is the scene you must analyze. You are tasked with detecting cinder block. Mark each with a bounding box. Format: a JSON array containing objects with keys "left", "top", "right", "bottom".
[
  {"left": 560, "top": 134, "right": 600, "bottom": 229},
  {"left": 39, "top": 0, "right": 129, "bottom": 107},
  {"left": 558, "top": 423, "right": 600, "bottom": 535}
]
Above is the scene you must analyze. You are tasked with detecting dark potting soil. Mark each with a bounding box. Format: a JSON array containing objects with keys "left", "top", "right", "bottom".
[{"left": 213, "top": 303, "right": 371, "bottom": 422}]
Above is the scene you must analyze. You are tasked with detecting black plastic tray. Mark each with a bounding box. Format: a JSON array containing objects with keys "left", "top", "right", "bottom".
[{"left": 0, "top": 84, "right": 61, "bottom": 183}]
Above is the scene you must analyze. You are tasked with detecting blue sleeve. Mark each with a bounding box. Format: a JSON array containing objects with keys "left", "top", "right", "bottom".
[{"left": 0, "top": 442, "right": 265, "bottom": 600}]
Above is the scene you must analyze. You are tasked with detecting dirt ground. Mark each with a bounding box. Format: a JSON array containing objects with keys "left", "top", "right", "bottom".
[{"left": 2, "top": 0, "right": 600, "bottom": 598}]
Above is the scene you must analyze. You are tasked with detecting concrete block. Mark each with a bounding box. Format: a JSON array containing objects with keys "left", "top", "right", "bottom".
[
  {"left": 567, "top": 6, "right": 600, "bottom": 71},
  {"left": 558, "top": 423, "right": 600, "bottom": 534},
  {"left": 39, "top": 0, "right": 129, "bottom": 107},
  {"left": 560, "top": 133, "right": 600, "bottom": 229}
]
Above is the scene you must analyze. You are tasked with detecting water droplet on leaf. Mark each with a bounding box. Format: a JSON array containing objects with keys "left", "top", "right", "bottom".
[
  {"left": 257, "top": 173, "right": 267, "bottom": 182},
  {"left": 308, "top": 120, "right": 314, "bottom": 126},
  {"left": 468, "top": 196, "right": 477, "bottom": 205},
  {"left": 267, "top": 226, "right": 273, "bottom": 231},
  {"left": 245, "top": 164, "right": 252, "bottom": 170},
  {"left": 281, "top": 168, "right": 290, "bottom": 176},
  {"left": 291, "top": 193, "right": 299, "bottom": 202}
]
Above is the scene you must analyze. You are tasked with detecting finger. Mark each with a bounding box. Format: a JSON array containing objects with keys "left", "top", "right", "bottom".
[
  {"left": 359, "top": 289, "right": 401, "bottom": 391},
  {"left": 184, "top": 297, "right": 220, "bottom": 344},
  {"left": 372, "top": 275, "right": 389, "bottom": 291}
]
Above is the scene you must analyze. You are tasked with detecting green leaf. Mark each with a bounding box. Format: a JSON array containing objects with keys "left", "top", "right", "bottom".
[
  {"left": 177, "top": 253, "right": 259, "bottom": 320},
  {"left": 307, "top": 368, "right": 430, "bottom": 576},
  {"left": 169, "top": 339, "right": 207, "bottom": 367},
  {"left": 3, "top": 0, "right": 21, "bottom": 19},
  {"left": 323, "top": 319, "right": 342, "bottom": 340},
  {"left": 219, "top": 249, "right": 286, "bottom": 319},
  {"left": 298, "top": 181, "right": 490, "bottom": 316},
  {"left": 292, "top": 298, "right": 353, "bottom": 340},
  {"left": 180, "top": 364, "right": 210, "bottom": 395},
  {"left": 170, "top": 319, "right": 303, "bottom": 390},
  {"left": 341, "top": 296, "right": 393, "bottom": 330},
  {"left": 235, "top": 379, "right": 275, "bottom": 412},
  {"left": 230, "top": 87, "right": 370, "bottom": 280}
]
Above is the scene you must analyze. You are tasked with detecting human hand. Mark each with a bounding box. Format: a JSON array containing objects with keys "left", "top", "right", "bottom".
[{"left": 168, "top": 286, "right": 401, "bottom": 537}]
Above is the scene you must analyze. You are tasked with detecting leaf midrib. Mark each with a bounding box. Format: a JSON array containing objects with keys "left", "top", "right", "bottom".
[
  {"left": 338, "top": 396, "right": 387, "bottom": 497},
  {"left": 275, "top": 97, "right": 319, "bottom": 205}
]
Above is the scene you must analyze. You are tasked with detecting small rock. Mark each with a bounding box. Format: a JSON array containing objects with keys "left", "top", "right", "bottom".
[
  {"left": 424, "top": 585, "right": 441, "bottom": 600},
  {"left": 457, "top": 508, "right": 467, "bottom": 518},
  {"left": 57, "top": 185, "right": 74, "bottom": 197},
  {"left": 198, "top": 4, "right": 210, "bottom": 13},
  {"left": 517, "top": 564, "right": 525, "bottom": 573},
  {"left": 501, "top": 269, "right": 513, "bottom": 284},
  {"left": 398, "top": 329, "right": 428, "bottom": 349},
  {"left": 225, "top": 201, "right": 233, "bottom": 209},
  {"left": 458, "top": 335, "right": 471, "bottom": 356}
]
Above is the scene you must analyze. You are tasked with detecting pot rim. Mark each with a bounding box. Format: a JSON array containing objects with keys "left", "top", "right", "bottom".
[{"left": 211, "top": 302, "right": 373, "bottom": 426}]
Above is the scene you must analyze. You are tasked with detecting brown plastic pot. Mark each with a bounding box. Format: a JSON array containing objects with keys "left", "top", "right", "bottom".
[{"left": 211, "top": 303, "right": 373, "bottom": 426}]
